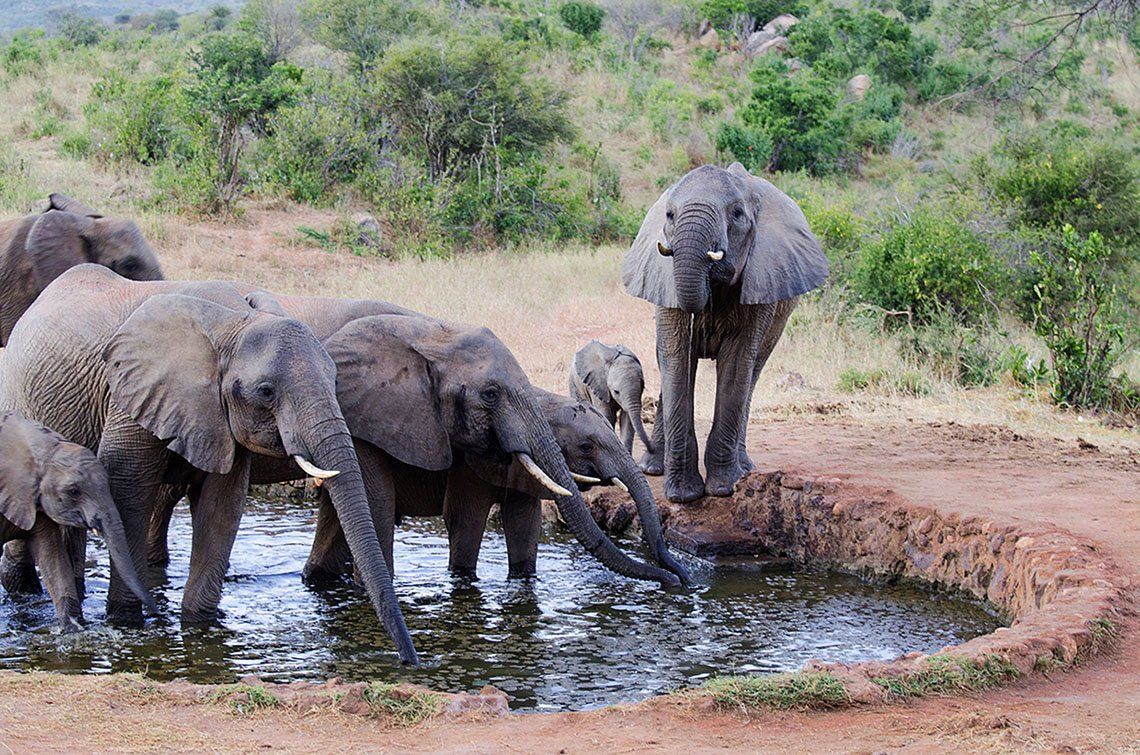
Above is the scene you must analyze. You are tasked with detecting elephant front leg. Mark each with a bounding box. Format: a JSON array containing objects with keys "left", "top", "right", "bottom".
[
  {"left": 443, "top": 463, "right": 495, "bottom": 578},
  {"left": 302, "top": 486, "right": 353, "bottom": 585},
  {"left": 29, "top": 517, "right": 84, "bottom": 630},
  {"left": 639, "top": 390, "right": 666, "bottom": 476},
  {"left": 0, "top": 540, "right": 43, "bottom": 595},
  {"left": 181, "top": 457, "right": 250, "bottom": 624},
  {"left": 657, "top": 309, "right": 704, "bottom": 503},
  {"left": 500, "top": 491, "right": 542, "bottom": 578}
]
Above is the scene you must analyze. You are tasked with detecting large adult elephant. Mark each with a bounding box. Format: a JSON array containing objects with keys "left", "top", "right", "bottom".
[
  {"left": 0, "top": 194, "right": 163, "bottom": 345},
  {"left": 622, "top": 163, "right": 828, "bottom": 502},
  {"left": 0, "top": 265, "right": 417, "bottom": 663}
]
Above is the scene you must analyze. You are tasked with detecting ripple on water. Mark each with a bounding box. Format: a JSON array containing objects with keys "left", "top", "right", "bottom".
[{"left": 0, "top": 498, "right": 1002, "bottom": 711}]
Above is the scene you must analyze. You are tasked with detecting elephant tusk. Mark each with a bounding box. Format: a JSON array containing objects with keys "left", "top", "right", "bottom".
[
  {"left": 611, "top": 477, "right": 629, "bottom": 493},
  {"left": 571, "top": 472, "right": 602, "bottom": 484},
  {"left": 708, "top": 249, "right": 724, "bottom": 261},
  {"left": 517, "top": 454, "right": 572, "bottom": 497},
  {"left": 657, "top": 241, "right": 673, "bottom": 257},
  {"left": 293, "top": 455, "right": 341, "bottom": 480}
]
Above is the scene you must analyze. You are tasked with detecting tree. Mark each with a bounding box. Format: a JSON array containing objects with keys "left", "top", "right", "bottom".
[
  {"left": 602, "top": 0, "right": 678, "bottom": 60},
  {"left": 304, "top": 0, "right": 420, "bottom": 72},
  {"left": 559, "top": 2, "right": 606, "bottom": 38},
  {"left": 58, "top": 11, "right": 104, "bottom": 46},
  {"left": 240, "top": 0, "right": 303, "bottom": 62},
  {"left": 205, "top": 5, "right": 233, "bottom": 31}
]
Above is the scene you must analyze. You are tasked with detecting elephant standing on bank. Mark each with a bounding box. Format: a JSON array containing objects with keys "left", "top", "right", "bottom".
[
  {"left": 0, "top": 410, "right": 156, "bottom": 628},
  {"left": 0, "top": 265, "right": 417, "bottom": 663},
  {"left": 569, "top": 340, "right": 654, "bottom": 455},
  {"left": 622, "top": 163, "right": 828, "bottom": 503},
  {"left": 0, "top": 194, "right": 163, "bottom": 345}
]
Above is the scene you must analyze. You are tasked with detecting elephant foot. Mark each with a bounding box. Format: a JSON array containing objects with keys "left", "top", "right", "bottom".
[
  {"left": 639, "top": 449, "right": 664, "bottom": 476},
  {"left": 705, "top": 464, "right": 745, "bottom": 497},
  {"left": 301, "top": 557, "right": 352, "bottom": 587},
  {"left": 665, "top": 471, "right": 705, "bottom": 503},
  {"left": 180, "top": 605, "right": 223, "bottom": 626},
  {"left": 507, "top": 560, "right": 537, "bottom": 579},
  {"left": 57, "top": 599, "right": 86, "bottom": 632},
  {"left": 0, "top": 555, "right": 43, "bottom": 595},
  {"left": 448, "top": 564, "right": 479, "bottom": 580},
  {"left": 106, "top": 600, "right": 145, "bottom": 628},
  {"left": 738, "top": 450, "right": 756, "bottom": 473}
]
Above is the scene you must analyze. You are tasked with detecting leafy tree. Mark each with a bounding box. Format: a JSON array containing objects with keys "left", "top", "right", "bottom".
[
  {"left": 58, "top": 11, "right": 105, "bottom": 47},
  {"left": 304, "top": 0, "right": 420, "bottom": 71},
  {"left": 559, "top": 2, "right": 605, "bottom": 38},
  {"left": 205, "top": 5, "right": 233, "bottom": 31},
  {"left": 240, "top": 0, "right": 303, "bottom": 62}
]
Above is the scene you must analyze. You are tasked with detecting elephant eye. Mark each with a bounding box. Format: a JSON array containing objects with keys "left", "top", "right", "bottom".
[
  {"left": 481, "top": 385, "right": 501, "bottom": 404},
  {"left": 255, "top": 382, "right": 277, "bottom": 401},
  {"left": 578, "top": 442, "right": 593, "bottom": 455},
  {"left": 731, "top": 206, "right": 745, "bottom": 221},
  {"left": 65, "top": 485, "right": 82, "bottom": 499}
]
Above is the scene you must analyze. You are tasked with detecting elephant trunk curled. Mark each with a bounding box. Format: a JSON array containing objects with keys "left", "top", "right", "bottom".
[
  {"left": 510, "top": 390, "right": 680, "bottom": 587},
  {"left": 613, "top": 452, "right": 689, "bottom": 584},
  {"left": 671, "top": 204, "right": 719, "bottom": 314}
]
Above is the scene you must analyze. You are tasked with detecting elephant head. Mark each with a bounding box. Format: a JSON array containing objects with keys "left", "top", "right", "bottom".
[
  {"left": 0, "top": 412, "right": 157, "bottom": 619},
  {"left": 533, "top": 390, "right": 689, "bottom": 584},
  {"left": 621, "top": 163, "right": 828, "bottom": 313},
  {"left": 103, "top": 293, "right": 417, "bottom": 662},
  {"left": 323, "top": 315, "right": 681, "bottom": 587},
  {"left": 26, "top": 194, "right": 163, "bottom": 288}
]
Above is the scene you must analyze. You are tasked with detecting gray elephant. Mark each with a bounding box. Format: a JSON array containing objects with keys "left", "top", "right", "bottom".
[
  {"left": 0, "top": 265, "right": 417, "bottom": 663},
  {"left": 569, "top": 340, "right": 654, "bottom": 455},
  {"left": 0, "top": 410, "right": 156, "bottom": 629},
  {"left": 0, "top": 194, "right": 163, "bottom": 345},
  {"left": 622, "top": 163, "right": 828, "bottom": 502}
]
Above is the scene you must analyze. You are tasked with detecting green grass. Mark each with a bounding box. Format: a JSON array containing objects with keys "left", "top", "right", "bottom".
[
  {"left": 700, "top": 672, "right": 851, "bottom": 711},
  {"left": 871, "top": 654, "right": 1020, "bottom": 699},
  {"left": 206, "top": 683, "right": 281, "bottom": 715},
  {"left": 363, "top": 682, "right": 444, "bottom": 725}
]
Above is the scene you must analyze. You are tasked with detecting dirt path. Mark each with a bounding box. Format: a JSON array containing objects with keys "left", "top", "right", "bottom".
[{"left": 1, "top": 416, "right": 1137, "bottom": 753}]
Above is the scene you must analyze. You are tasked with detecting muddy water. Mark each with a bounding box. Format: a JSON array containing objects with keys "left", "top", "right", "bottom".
[{"left": 0, "top": 498, "right": 1001, "bottom": 711}]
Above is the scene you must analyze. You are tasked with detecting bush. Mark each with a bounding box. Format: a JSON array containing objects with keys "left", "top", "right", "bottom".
[
  {"left": 86, "top": 71, "right": 190, "bottom": 164},
  {"left": 3, "top": 30, "right": 52, "bottom": 77},
  {"left": 1031, "top": 226, "right": 1134, "bottom": 414},
  {"left": 853, "top": 208, "right": 1003, "bottom": 325},
  {"left": 559, "top": 2, "right": 605, "bottom": 38},
  {"left": 58, "top": 12, "right": 105, "bottom": 47},
  {"left": 697, "top": 0, "right": 804, "bottom": 35},
  {"left": 305, "top": 0, "right": 422, "bottom": 71}
]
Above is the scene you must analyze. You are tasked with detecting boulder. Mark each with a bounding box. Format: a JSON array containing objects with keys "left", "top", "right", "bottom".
[
  {"left": 762, "top": 13, "right": 798, "bottom": 35},
  {"left": 743, "top": 30, "right": 776, "bottom": 57},
  {"left": 354, "top": 214, "right": 384, "bottom": 251},
  {"left": 846, "top": 73, "right": 872, "bottom": 101},
  {"left": 697, "top": 27, "right": 720, "bottom": 50},
  {"left": 751, "top": 35, "right": 789, "bottom": 58}
]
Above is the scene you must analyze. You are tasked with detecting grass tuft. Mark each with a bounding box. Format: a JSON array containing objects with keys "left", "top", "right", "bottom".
[
  {"left": 363, "top": 682, "right": 444, "bottom": 726},
  {"left": 700, "top": 672, "right": 850, "bottom": 711},
  {"left": 872, "top": 654, "right": 1020, "bottom": 699},
  {"left": 206, "top": 683, "right": 281, "bottom": 715}
]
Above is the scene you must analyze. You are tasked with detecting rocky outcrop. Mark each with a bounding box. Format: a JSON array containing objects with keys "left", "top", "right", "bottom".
[
  {"left": 762, "top": 13, "right": 799, "bottom": 35},
  {"left": 846, "top": 74, "right": 872, "bottom": 101},
  {"left": 744, "top": 31, "right": 789, "bottom": 58}
]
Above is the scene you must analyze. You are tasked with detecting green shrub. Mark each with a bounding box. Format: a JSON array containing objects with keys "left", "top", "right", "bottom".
[
  {"left": 836, "top": 366, "right": 929, "bottom": 396},
  {"left": 853, "top": 208, "right": 1003, "bottom": 325},
  {"left": 58, "top": 12, "right": 105, "bottom": 47},
  {"left": 86, "top": 71, "right": 189, "bottom": 165},
  {"left": 3, "top": 30, "right": 52, "bottom": 77},
  {"left": 714, "top": 121, "right": 772, "bottom": 172},
  {"left": 896, "top": 0, "right": 932, "bottom": 22},
  {"left": 798, "top": 196, "right": 864, "bottom": 280},
  {"left": 1031, "top": 226, "right": 1135, "bottom": 414},
  {"left": 559, "top": 1, "right": 605, "bottom": 38},
  {"left": 697, "top": 0, "right": 805, "bottom": 35},
  {"left": 305, "top": 0, "right": 423, "bottom": 71},
  {"left": 59, "top": 130, "right": 92, "bottom": 159}
]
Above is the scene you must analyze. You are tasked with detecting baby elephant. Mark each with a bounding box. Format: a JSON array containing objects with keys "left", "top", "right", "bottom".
[
  {"left": 569, "top": 340, "right": 654, "bottom": 455},
  {"left": 0, "top": 411, "right": 155, "bottom": 629}
]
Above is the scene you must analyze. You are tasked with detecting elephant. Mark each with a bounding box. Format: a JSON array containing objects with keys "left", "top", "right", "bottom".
[
  {"left": 0, "top": 410, "right": 156, "bottom": 629},
  {"left": 621, "top": 163, "right": 828, "bottom": 503},
  {"left": 0, "top": 265, "right": 418, "bottom": 664},
  {"left": 0, "top": 193, "right": 163, "bottom": 345},
  {"left": 568, "top": 340, "right": 654, "bottom": 455}
]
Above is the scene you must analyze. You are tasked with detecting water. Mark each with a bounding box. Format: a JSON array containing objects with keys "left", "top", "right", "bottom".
[{"left": 0, "top": 498, "right": 1002, "bottom": 712}]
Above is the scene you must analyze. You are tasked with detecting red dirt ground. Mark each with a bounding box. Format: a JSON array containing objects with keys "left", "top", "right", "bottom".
[{"left": 1, "top": 415, "right": 1137, "bottom": 753}]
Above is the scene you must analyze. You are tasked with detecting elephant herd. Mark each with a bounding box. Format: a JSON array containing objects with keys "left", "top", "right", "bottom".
[{"left": 0, "top": 163, "right": 826, "bottom": 666}]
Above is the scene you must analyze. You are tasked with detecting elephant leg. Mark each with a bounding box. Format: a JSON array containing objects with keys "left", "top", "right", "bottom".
[
  {"left": 181, "top": 458, "right": 250, "bottom": 624},
  {"left": 98, "top": 409, "right": 170, "bottom": 626},
  {"left": 501, "top": 492, "right": 542, "bottom": 578},
  {"left": 303, "top": 486, "right": 352, "bottom": 585},
  {"left": 63, "top": 527, "right": 88, "bottom": 601},
  {"left": 736, "top": 299, "right": 796, "bottom": 474},
  {"left": 639, "top": 390, "right": 666, "bottom": 476},
  {"left": 656, "top": 308, "right": 703, "bottom": 503},
  {"left": 29, "top": 518, "right": 83, "bottom": 630},
  {"left": 0, "top": 540, "right": 43, "bottom": 595},
  {"left": 618, "top": 411, "right": 635, "bottom": 455},
  {"left": 147, "top": 485, "right": 185, "bottom": 567},
  {"left": 443, "top": 463, "right": 495, "bottom": 577}
]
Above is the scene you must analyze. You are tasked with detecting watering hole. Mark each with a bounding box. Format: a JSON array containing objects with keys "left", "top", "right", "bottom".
[{"left": 0, "top": 498, "right": 1002, "bottom": 712}]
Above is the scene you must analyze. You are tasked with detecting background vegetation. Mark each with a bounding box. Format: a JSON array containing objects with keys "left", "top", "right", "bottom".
[{"left": 0, "top": 0, "right": 1137, "bottom": 424}]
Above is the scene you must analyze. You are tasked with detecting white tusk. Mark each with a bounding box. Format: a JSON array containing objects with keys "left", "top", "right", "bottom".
[
  {"left": 293, "top": 455, "right": 341, "bottom": 480},
  {"left": 611, "top": 477, "right": 629, "bottom": 493},
  {"left": 517, "top": 454, "right": 572, "bottom": 497},
  {"left": 657, "top": 241, "right": 673, "bottom": 256},
  {"left": 571, "top": 472, "right": 602, "bottom": 484},
  {"left": 708, "top": 249, "right": 724, "bottom": 261}
]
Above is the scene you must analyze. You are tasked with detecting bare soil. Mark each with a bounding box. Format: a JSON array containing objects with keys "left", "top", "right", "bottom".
[{"left": 1, "top": 415, "right": 1137, "bottom": 753}]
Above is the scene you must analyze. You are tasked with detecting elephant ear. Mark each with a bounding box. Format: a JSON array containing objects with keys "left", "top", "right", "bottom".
[
  {"left": 729, "top": 163, "right": 829, "bottom": 305},
  {"left": 104, "top": 294, "right": 243, "bottom": 475},
  {"left": 621, "top": 187, "right": 680, "bottom": 309},
  {"left": 47, "top": 193, "right": 103, "bottom": 218},
  {"left": 323, "top": 317, "right": 452, "bottom": 471},
  {"left": 0, "top": 417, "right": 41, "bottom": 531},
  {"left": 244, "top": 290, "right": 288, "bottom": 316},
  {"left": 26, "top": 210, "right": 97, "bottom": 289}
]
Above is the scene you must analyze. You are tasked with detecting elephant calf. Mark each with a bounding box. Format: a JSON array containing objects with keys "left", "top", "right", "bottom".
[
  {"left": 0, "top": 193, "right": 163, "bottom": 345},
  {"left": 569, "top": 340, "right": 654, "bottom": 455},
  {"left": 0, "top": 411, "right": 155, "bottom": 629}
]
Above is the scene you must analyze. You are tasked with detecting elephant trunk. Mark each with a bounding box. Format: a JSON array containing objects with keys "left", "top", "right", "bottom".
[
  {"left": 90, "top": 497, "right": 158, "bottom": 615},
  {"left": 613, "top": 453, "right": 690, "bottom": 584},
  {"left": 619, "top": 395, "right": 655, "bottom": 454},
  {"left": 301, "top": 417, "right": 419, "bottom": 665},
  {"left": 511, "top": 391, "right": 681, "bottom": 587},
  {"left": 671, "top": 205, "right": 718, "bottom": 313}
]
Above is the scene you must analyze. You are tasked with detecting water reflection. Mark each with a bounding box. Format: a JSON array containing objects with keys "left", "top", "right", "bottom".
[{"left": 0, "top": 498, "right": 1002, "bottom": 711}]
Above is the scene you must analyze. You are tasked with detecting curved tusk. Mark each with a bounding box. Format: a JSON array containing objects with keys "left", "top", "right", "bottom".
[
  {"left": 611, "top": 477, "right": 629, "bottom": 493},
  {"left": 571, "top": 472, "right": 602, "bottom": 484},
  {"left": 707, "top": 249, "right": 724, "bottom": 261},
  {"left": 517, "top": 454, "right": 572, "bottom": 497},
  {"left": 293, "top": 455, "right": 341, "bottom": 480},
  {"left": 657, "top": 241, "right": 673, "bottom": 257}
]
